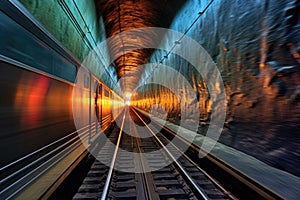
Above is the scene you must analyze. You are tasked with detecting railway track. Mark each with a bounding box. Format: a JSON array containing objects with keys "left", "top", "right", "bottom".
[{"left": 73, "top": 107, "right": 234, "bottom": 200}]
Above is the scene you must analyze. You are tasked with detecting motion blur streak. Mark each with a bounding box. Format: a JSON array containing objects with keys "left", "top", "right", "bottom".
[{"left": 15, "top": 75, "right": 50, "bottom": 128}]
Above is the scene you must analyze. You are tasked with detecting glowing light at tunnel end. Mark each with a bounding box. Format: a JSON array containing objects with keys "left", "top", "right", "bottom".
[{"left": 73, "top": 27, "right": 226, "bottom": 173}]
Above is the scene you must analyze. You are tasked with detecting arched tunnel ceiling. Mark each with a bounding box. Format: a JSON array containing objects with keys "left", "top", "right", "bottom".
[{"left": 96, "top": 0, "right": 187, "bottom": 93}]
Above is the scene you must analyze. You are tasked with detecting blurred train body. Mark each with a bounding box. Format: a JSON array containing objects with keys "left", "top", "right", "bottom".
[{"left": 0, "top": 1, "right": 123, "bottom": 169}]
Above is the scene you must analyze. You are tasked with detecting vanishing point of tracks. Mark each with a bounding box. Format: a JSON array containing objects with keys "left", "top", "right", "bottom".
[{"left": 73, "top": 107, "right": 235, "bottom": 200}]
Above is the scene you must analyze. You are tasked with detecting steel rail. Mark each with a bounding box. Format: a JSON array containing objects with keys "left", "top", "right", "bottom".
[
  {"left": 134, "top": 107, "right": 284, "bottom": 200},
  {"left": 134, "top": 132, "right": 157, "bottom": 200},
  {"left": 100, "top": 112, "right": 126, "bottom": 200},
  {"left": 140, "top": 112, "right": 237, "bottom": 199},
  {"left": 131, "top": 108, "right": 210, "bottom": 200},
  {"left": 147, "top": 117, "right": 238, "bottom": 200}
]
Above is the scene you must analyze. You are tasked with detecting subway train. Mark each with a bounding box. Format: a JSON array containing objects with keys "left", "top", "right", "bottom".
[{"left": 0, "top": 0, "right": 123, "bottom": 197}]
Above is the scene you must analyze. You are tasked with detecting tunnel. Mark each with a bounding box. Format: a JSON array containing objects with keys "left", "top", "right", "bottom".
[{"left": 0, "top": 0, "right": 300, "bottom": 199}]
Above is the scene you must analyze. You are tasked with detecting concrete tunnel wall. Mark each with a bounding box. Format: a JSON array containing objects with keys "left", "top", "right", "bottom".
[
  {"left": 133, "top": 0, "right": 300, "bottom": 176},
  {"left": 136, "top": 0, "right": 300, "bottom": 124},
  {"left": 18, "top": 0, "right": 300, "bottom": 176}
]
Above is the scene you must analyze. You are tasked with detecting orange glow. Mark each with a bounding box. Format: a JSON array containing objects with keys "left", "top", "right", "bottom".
[
  {"left": 15, "top": 74, "right": 50, "bottom": 128},
  {"left": 97, "top": 0, "right": 161, "bottom": 92},
  {"left": 102, "top": 99, "right": 111, "bottom": 108}
]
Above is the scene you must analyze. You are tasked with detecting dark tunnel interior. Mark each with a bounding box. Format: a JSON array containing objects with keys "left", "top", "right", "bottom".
[{"left": 0, "top": 0, "right": 299, "bottom": 199}]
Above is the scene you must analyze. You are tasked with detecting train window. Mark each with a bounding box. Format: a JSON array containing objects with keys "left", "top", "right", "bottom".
[
  {"left": 52, "top": 55, "right": 76, "bottom": 82},
  {"left": 84, "top": 74, "right": 89, "bottom": 88},
  {"left": 104, "top": 89, "right": 109, "bottom": 97},
  {"left": 0, "top": 11, "right": 76, "bottom": 83},
  {"left": 98, "top": 84, "right": 102, "bottom": 95}
]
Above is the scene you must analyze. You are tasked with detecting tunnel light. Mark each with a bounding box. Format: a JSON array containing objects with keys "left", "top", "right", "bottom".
[
  {"left": 125, "top": 92, "right": 132, "bottom": 99},
  {"left": 124, "top": 92, "right": 132, "bottom": 106}
]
